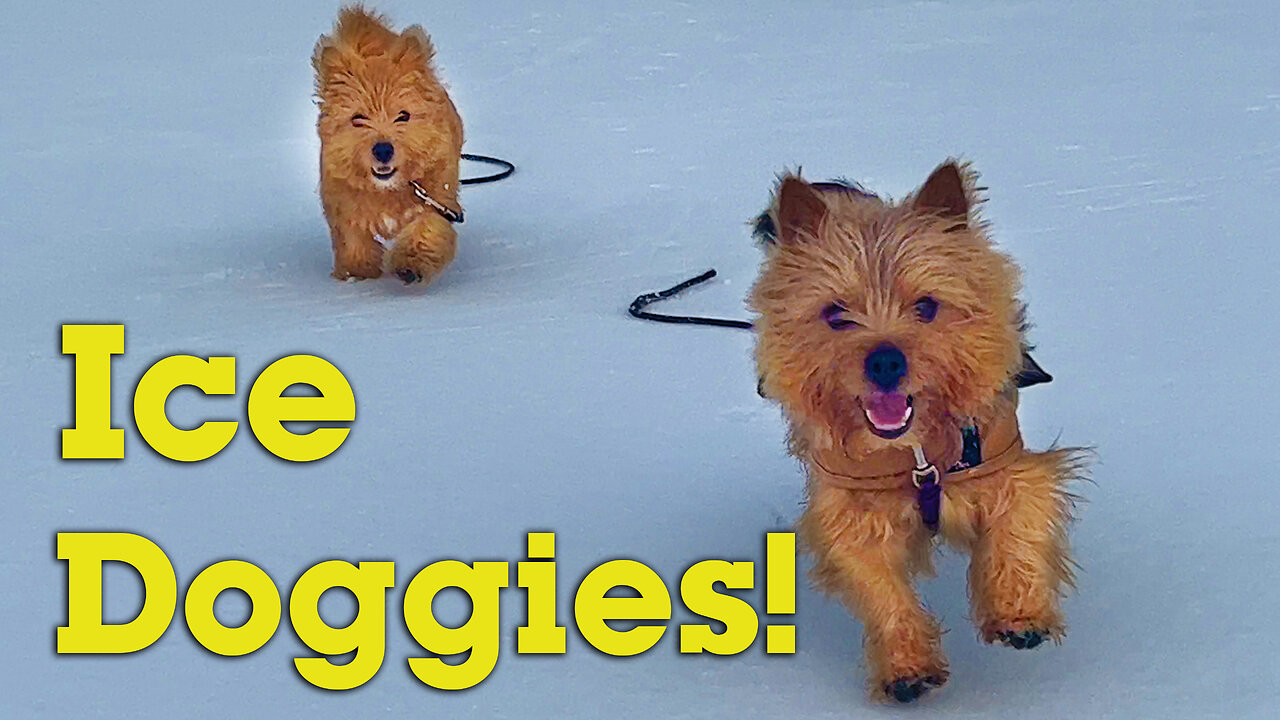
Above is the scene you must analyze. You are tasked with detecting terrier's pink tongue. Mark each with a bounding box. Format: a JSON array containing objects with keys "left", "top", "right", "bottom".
[{"left": 865, "top": 391, "right": 911, "bottom": 428}]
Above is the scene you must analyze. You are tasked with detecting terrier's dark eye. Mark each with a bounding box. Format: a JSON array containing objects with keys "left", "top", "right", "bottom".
[
  {"left": 822, "top": 303, "right": 859, "bottom": 330},
  {"left": 395, "top": 111, "right": 410, "bottom": 123},
  {"left": 914, "top": 296, "right": 939, "bottom": 323},
  {"left": 351, "top": 114, "right": 369, "bottom": 127}
]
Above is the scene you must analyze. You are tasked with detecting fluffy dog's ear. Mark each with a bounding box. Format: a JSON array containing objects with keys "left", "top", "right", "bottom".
[
  {"left": 914, "top": 161, "right": 970, "bottom": 225},
  {"left": 312, "top": 36, "right": 346, "bottom": 87},
  {"left": 776, "top": 176, "right": 827, "bottom": 245},
  {"left": 397, "top": 25, "right": 437, "bottom": 66}
]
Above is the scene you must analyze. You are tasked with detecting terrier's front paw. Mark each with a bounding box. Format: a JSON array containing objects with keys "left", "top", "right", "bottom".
[
  {"left": 996, "top": 629, "right": 1044, "bottom": 649},
  {"left": 395, "top": 268, "right": 421, "bottom": 284},
  {"left": 983, "top": 619, "right": 1062, "bottom": 649},
  {"left": 333, "top": 267, "right": 380, "bottom": 281},
  {"left": 883, "top": 674, "right": 946, "bottom": 704}
]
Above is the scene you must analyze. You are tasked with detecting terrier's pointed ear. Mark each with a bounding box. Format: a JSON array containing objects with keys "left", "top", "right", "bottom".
[
  {"left": 312, "top": 37, "right": 344, "bottom": 86},
  {"left": 398, "top": 25, "right": 437, "bottom": 65},
  {"left": 776, "top": 176, "right": 827, "bottom": 245},
  {"left": 914, "top": 161, "right": 969, "bottom": 225}
]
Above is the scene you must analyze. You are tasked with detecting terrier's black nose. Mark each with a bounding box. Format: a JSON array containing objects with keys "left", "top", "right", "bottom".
[
  {"left": 372, "top": 142, "right": 395, "bottom": 164},
  {"left": 865, "top": 344, "right": 908, "bottom": 391}
]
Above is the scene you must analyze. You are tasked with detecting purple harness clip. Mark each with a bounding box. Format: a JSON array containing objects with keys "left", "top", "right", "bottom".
[{"left": 911, "top": 444, "right": 943, "bottom": 533}]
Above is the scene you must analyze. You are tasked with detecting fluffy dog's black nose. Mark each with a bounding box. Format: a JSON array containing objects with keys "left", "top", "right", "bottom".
[
  {"left": 865, "top": 344, "right": 908, "bottom": 391},
  {"left": 372, "top": 142, "right": 394, "bottom": 164}
]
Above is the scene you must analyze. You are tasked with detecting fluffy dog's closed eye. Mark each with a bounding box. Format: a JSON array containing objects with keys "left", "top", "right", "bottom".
[
  {"left": 314, "top": 5, "right": 463, "bottom": 284},
  {"left": 751, "top": 162, "right": 1088, "bottom": 703}
]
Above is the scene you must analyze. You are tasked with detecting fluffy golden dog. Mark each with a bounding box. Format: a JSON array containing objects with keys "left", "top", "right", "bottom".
[
  {"left": 313, "top": 6, "right": 463, "bottom": 284},
  {"left": 750, "top": 162, "right": 1087, "bottom": 702}
]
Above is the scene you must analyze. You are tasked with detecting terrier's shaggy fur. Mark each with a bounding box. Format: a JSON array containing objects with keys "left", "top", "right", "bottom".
[
  {"left": 750, "top": 161, "right": 1087, "bottom": 703},
  {"left": 313, "top": 6, "right": 463, "bottom": 284}
]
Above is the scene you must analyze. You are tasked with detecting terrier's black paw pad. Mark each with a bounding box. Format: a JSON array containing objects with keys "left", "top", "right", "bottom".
[
  {"left": 395, "top": 268, "right": 420, "bottom": 284},
  {"left": 997, "top": 629, "right": 1045, "bottom": 650},
  {"left": 884, "top": 675, "right": 944, "bottom": 703}
]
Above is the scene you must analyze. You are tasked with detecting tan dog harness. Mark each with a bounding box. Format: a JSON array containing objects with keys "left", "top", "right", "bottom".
[{"left": 809, "top": 394, "right": 1025, "bottom": 532}]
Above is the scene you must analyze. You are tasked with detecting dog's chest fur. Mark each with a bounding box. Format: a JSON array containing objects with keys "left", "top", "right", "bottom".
[{"left": 341, "top": 193, "right": 425, "bottom": 246}]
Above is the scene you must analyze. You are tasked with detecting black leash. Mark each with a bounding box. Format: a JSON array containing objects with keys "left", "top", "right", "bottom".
[
  {"left": 628, "top": 269, "right": 753, "bottom": 329},
  {"left": 460, "top": 153, "right": 515, "bottom": 185}
]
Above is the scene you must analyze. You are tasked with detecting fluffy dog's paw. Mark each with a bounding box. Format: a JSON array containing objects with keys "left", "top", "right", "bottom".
[
  {"left": 883, "top": 675, "right": 946, "bottom": 704},
  {"left": 996, "top": 629, "right": 1044, "bottom": 649},
  {"left": 333, "top": 268, "right": 379, "bottom": 281},
  {"left": 395, "top": 268, "right": 421, "bottom": 284},
  {"left": 983, "top": 619, "right": 1062, "bottom": 649}
]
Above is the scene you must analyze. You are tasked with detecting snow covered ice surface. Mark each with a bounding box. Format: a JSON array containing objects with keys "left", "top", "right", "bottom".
[{"left": 3, "top": 0, "right": 1279, "bottom": 717}]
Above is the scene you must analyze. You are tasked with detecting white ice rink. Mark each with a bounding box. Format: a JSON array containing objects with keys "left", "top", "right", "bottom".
[{"left": 3, "top": 1, "right": 1279, "bottom": 717}]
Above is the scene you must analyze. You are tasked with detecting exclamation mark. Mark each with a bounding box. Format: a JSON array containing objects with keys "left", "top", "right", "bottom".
[{"left": 765, "top": 532, "right": 796, "bottom": 653}]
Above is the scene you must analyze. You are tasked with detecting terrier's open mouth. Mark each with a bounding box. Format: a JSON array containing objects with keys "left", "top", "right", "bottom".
[
  {"left": 863, "top": 391, "right": 914, "bottom": 439},
  {"left": 371, "top": 166, "right": 397, "bottom": 181}
]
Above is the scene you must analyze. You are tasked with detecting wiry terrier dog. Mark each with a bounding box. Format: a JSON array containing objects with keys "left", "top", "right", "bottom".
[
  {"left": 313, "top": 6, "right": 463, "bottom": 284},
  {"left": 750, "top": 161, "right": 1087, "bottom": 703}
]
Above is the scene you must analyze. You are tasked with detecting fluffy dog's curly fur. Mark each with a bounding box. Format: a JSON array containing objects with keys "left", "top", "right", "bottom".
[
  {"left": 750, "top": 161, "right": 1088, "bottom": 703},
  {"left": 313, "top": 6, "right": 463, "bottom": 284}
]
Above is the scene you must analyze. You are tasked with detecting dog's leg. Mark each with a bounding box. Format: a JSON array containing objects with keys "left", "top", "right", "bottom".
[
  {"left": 964, "top": 449, "right": 1081, "bottom": 648},
  {"left": 800, "top": 493, "right": 948, "bottom": 703},
  {"left": 327, "top": 211, "right": 383, "bottom": 280},
  {"left": 385, "top": 211, "right": 457, "bottom": 285},
  {"left": 436, "top": 148, "right": 461, "bottom": 212}
]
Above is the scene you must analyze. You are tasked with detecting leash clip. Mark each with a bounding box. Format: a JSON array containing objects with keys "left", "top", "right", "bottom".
[
  {"left": 910, "top": 445, "right": 939, "bottom": 488},
  {"left": 910, "top": 444, "right": 942, "bottom": 534},
  {"left": 912, "top": 464, "right": 940, "bottom": 488},
  {"left": 410, "top": 180, "right": 464, "bottom": 224}
]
